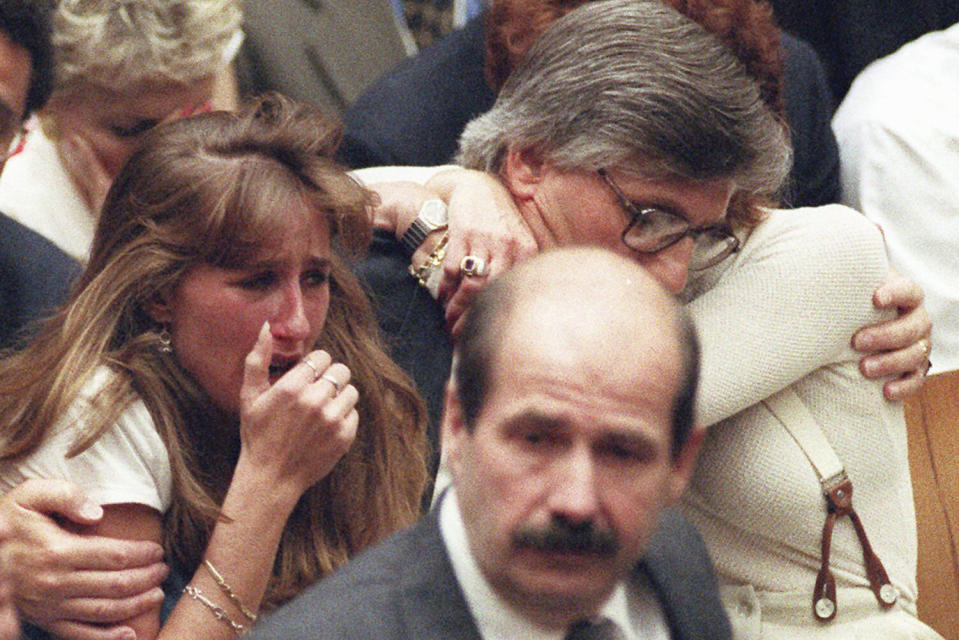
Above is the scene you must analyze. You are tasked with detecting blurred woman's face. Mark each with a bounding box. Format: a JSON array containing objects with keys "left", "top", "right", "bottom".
[
  {"left": 44, "top": 77, "right": 214, "bottom": 179},
  {"left": 156, "top": 203, "right": 332, "bottom": 415}
]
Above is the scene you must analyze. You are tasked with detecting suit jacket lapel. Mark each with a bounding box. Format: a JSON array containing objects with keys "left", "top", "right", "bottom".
[
  {"left": 635, "top": 509, "right": 732, "bottom": 640},
  {"left": 395, "top": 508, "right": 484, "bottom": 640}
]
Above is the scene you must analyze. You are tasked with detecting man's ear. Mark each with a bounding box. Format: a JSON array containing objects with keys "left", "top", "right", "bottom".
[
  {"left": 501, "top": 146, "right": 547, "bottom": 201},
  {"left": 666, "top": 425, "right": 705, "bottom": 503},
  {"left": 440, "top": 376, "right": 469, "bottom": 475}
]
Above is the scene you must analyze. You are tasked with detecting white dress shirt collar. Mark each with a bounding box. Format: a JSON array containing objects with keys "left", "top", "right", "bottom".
[{"left": 438, "top": 489, "right": 668, "bottom": 640}]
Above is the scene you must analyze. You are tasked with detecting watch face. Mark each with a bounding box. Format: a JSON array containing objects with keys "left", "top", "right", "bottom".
[{"left": 420, "top": 199, "right": 449, "bottom": 227}]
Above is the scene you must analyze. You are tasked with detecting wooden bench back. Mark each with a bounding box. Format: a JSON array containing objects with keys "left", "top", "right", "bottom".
[{"left": 904, "top": 368, "right": 959, "bottom": 638}]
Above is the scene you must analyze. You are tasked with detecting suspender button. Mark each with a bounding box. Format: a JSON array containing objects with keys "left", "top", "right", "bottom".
[
  {"left": 879, "top": 584, "right": 898, "bottom": 605},
  {"left": 815, "top": 598, "right": 836, "bottom": 619}
]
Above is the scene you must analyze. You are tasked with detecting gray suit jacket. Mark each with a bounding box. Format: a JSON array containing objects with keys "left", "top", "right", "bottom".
[
  {"left": 249, "top": 507, "right": 732, "bottom": 639},
  {"left": 237, "top": 0, "right": 409, "bottom": 118}
]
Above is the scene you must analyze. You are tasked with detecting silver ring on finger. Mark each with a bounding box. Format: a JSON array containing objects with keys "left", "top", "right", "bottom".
[
  {"left": 303, "top": 358, "right": 321, "bottom": 381},
  {"left": 321, "top": 374, "right": 343, "bottom": 394},
  {"left": 459, "top": 255, "right": 488, "bottom": 278}
]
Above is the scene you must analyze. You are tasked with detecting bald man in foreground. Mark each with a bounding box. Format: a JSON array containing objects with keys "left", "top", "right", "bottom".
[{"left": 251, "top": 247, "right": 729, "bottom": 639}]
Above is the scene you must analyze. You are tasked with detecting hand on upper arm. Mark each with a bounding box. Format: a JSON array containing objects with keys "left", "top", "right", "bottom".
[
  {"left": 689, "top": 208, "right": 891, "bottom": 424},
  {"left": 0, "top": 481, "right": 167, "bottom": 639},
  {"left": 852, "top": 268, "right": 932, "bottom": 400}
]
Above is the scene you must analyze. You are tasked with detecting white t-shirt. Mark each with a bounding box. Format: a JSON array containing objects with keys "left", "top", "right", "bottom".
[{"left": 0, "top": 367, "right": 172, "bottom": 512}]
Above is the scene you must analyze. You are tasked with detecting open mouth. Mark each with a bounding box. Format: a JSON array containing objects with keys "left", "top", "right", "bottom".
[{"left": 268, "top": 358, "right": 299, "bottom": 379}]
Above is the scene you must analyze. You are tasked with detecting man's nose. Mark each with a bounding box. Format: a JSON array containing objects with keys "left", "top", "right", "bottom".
[{"left": 547, "top": 448, "right": 601, "bottom": 525}]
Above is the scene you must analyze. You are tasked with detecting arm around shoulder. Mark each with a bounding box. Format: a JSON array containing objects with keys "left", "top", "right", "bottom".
[{"left": 688, "top": 205, "right": 890, "bottom": 425}]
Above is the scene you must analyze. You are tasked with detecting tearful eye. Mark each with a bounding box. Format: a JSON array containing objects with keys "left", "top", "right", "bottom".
[
  {"left": 303, "top": 269, "right": 330, "bottom": 287},
  {"left": 237, "top": 272, "right": 277, "bottom": 291}
]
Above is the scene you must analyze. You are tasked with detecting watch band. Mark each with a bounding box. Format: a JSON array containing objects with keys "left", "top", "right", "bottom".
[{"left": 400, "top": 199, "right": 448, "bottom": 257}]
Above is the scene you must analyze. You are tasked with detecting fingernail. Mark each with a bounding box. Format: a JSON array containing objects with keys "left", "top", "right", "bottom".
[
  {"left": 875, "top": 290, "right": 890, "bottom": 307},
  {"left": 118, "top": 627, "right": 137, "bottom": 640},
  {"left": 79, "top": 500, "right": 103, "bottom": 520},
  {"left": 862, "top": 359, "right": 877, "bottom": 377}
]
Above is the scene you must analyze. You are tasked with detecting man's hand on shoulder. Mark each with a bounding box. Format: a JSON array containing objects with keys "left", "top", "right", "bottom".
[{"left": 0, "top": 479, "right": 167, "bottom": 640}]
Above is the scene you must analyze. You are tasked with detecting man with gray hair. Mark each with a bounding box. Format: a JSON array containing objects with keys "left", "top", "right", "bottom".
[
  {"left": 250, "top": 246, "right": 729, "bottom": 639},
  {"left": 361, "top": 2, "right": 937, "bottom": 636},
  {"left": 359, "top": 0, "right": 794, "bottom": 434}
]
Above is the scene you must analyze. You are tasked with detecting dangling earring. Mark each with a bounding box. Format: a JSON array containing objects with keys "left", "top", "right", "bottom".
[{"left": 158, "top": 326, "right": 173, "bottom": 354}]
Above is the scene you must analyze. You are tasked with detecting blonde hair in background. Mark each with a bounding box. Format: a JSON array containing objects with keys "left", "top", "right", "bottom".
[
  {"left": 52, "top": 0, "right": 242, "bottom": 93},
  {"left": 0, "top": 94, "right": 429, "bottom": 609}
]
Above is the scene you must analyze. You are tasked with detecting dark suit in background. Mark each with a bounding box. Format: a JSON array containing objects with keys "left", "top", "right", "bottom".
[
  {"left": 236, "top": 0, "right": 410, "bottom": 118},
  {"left": 0, "top": 213, "right": 80, "bottom": 350},
  {"left": 340, "top": 12, "right": 840, "bottom": 207},
  {"left": 769, "top": 0, "right": 959, "bottom": 104},
  {"left": 339, "top": 13, "right": 491, "bottom": 170},
  {"left": 249, "top": 506, "right": 732, "bottom": 640}
]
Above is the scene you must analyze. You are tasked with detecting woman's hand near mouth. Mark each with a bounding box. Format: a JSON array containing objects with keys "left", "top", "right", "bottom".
[{"left": 236, "top": 322, "right": 359, "bottom": 500}]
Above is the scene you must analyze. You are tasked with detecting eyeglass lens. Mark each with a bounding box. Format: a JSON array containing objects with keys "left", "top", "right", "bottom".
[{"left": 623, "top": 212, "right": 737, "bottom": 270}]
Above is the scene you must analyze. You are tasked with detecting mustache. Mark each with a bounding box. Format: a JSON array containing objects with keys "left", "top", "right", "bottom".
[{"left": 512, "top": 518, "right": 620, "bottom": 557}]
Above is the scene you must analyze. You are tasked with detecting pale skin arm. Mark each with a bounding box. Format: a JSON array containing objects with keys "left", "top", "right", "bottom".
[{"left": 363, "top": 168, "right": 537, "bottom": 336}]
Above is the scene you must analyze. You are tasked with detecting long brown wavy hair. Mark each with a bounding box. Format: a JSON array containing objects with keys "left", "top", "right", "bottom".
[{"left": 0, "top": 94, "right": 429, "bottom": 608}]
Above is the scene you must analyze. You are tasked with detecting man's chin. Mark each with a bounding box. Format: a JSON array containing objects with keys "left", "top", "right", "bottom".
[
  {"left": 496, "top": 571, "right": 617, "bottom": 627},
  {"left": 503, "top": 553, "right": 620, "bottom": 608}
]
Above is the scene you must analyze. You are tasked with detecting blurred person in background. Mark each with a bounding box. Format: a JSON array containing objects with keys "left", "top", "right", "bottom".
[
  {"left": 0, "top": 0, "right": 242, "bottom": 264},
  {"left": 0, "top": 0, "right": 81, "bottom": 350}
]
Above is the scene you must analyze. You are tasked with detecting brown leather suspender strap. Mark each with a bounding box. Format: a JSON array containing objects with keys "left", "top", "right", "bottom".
[{"left": 762, "top": 388, "right": 897, "bottom": 621}]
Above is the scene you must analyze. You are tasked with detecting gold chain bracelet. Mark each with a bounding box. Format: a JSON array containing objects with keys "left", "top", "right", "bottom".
[
  {"left": 183, "top": 585, "right": 246, "bottom": 635},
  {"left": 409, "top": 230, "right": 450, "bottom": 288},
  {"left": 203, "top": 559, "right": 258, "bottom": 622}
]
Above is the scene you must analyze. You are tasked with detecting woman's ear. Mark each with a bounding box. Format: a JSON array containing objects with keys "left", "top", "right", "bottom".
[
  {"left": 501, "top": 146, "right": 548, "bottom": 201},
  {"left": 144, "top": 291, "right": 172, "bottom": 324}
]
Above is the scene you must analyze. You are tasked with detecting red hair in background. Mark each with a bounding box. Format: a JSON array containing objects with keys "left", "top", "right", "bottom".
[{"left": 484, "top": 0, "right": 785, "bottom": 119}]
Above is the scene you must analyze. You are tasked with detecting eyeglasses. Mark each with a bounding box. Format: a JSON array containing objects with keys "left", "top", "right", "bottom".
[{"left": 598, "top": 169, "right": 739, "bottom": 270}]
